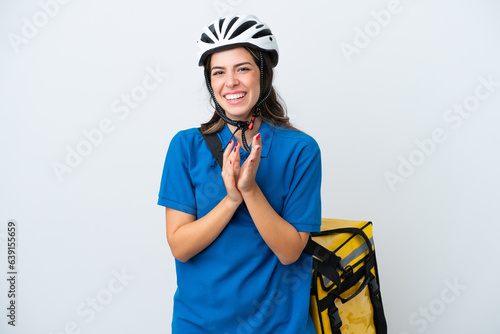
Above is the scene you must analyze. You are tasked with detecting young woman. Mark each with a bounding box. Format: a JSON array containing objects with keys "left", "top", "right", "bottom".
[{"left": 158, "top": 14, "right": 322, "bottom": 333}]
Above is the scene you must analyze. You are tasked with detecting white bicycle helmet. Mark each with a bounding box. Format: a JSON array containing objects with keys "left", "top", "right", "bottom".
[{"left": 197, "top": 14, "right": 279, "bottom": 67}]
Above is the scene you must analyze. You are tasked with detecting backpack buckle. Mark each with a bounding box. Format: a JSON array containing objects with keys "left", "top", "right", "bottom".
[
  {"left": 341, "top": 265, "right": 353, "bottom": 279},
  {"left": 368, "top": 276, "right": 380, "bottom": 295},
  {"left": 329, "top": 305, "right": 343, "bottom": 331}
]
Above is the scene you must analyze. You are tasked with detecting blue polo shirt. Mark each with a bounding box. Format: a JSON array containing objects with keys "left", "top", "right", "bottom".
[{"left": 158, "top": 121, "right": 321, "bottom": 334}]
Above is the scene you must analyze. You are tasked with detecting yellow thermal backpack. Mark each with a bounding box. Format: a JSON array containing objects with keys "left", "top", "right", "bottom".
[{"left": 304, "top": 219, "right": 387, "bottom": 334}]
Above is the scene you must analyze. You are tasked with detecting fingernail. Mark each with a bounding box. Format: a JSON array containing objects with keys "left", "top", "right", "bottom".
[
  {"left": 256, "top": 146, "right": 261, "bottom": 151},
  {"left": 250, "top": 159, "right": 254, "bottom": 162},
  {"left": 230, "top": 160, "right": 232, "bottom": 165},
  {"left": 234, "top": 146, "right": 237, "bottom": 152},
  {"left": 229, "top": 139, "right": 233, "bottom": 144},
  {"left": 256, "top": 133, "right": 261, "bottom": 140}
]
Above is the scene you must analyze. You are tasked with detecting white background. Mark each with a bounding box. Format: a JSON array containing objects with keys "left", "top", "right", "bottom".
[{"left": 1, "top": 0, "right": 500, "bottom": 333}]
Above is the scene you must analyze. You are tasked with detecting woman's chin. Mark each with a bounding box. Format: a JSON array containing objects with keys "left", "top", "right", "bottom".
[{"left": 223, "top": 107, "right": 253, "bottom": 121}]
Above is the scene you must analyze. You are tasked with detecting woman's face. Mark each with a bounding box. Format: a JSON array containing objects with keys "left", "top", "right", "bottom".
[{"left": 209, "top": 47, "right": 260, "bottom": 121}]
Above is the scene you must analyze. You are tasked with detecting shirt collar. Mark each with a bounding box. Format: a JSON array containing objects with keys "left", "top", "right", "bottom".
[{"left": 218, "top": 120, "right": 274, "bottom": 158}]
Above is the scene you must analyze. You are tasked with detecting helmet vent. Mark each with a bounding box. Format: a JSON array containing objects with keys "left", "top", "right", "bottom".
[
  {"left": 252, "top": 29, "right": 272, "bottom": 39},
  {"left": 208, "top": 24, "right": 218, "bottom": 40},
  {"left": 201, "top": 33, "right": 214, "bottom": 44},
  {"left": 224, "top": 16, "right": 239, "bottom": 38},
  {"left": 229, "top": 20, "right": 257, "bottom": 40},
  {"left": 218, "top": 18, "right": 225, "bottom": 32}
]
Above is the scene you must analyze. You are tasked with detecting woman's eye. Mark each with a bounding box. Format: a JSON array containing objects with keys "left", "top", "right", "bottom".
[
  {"left": 212, "top": 71, "right": 223, "bottom": 76},
  {"left": 238, "top": 67, "right": 250, "bottom": 72}
]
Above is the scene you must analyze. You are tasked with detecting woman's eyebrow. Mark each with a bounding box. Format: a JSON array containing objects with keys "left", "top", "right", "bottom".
[
  {"left": 234, "top": 62, "right": 253, "bottom": 68},
  {"left": 211, "top": 62, "right": 254, "bottom": 71}
]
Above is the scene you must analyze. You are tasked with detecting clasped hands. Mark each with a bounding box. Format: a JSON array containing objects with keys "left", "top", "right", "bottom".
[{"left": 221, "top": 133, "right": 262, "bottom": 205}]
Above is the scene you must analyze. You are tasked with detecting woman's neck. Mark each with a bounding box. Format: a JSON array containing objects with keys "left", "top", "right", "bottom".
[{"left": 227, "top": 116, "right": 262, "bottom": 150}]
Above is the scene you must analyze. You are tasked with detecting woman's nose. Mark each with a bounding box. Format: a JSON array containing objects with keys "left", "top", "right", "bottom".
[{"left": 225, "top": 73, "right": 239, "bottom": 88}]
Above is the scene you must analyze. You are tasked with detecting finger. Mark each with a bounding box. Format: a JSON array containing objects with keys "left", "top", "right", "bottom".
[
  {"left": 229, "top": 141, "right": 240, "bottom": 164},
  {"left": 249, "top": 132, "right": 261, "bottom": 151},
  {"left": 237, "top": 148, "right": 258, "bottom": 191},
  {"left": 238, "top": 136, "right": 261, "bottom": 188},
  {"left": 227, "top": 158, "right": 234, "bottom": 178},
  {"left": 222, "top": 139, "right": 234, "bottom": 169},
  {"left": 224, "top": 155, "right": 239, "bottom": 187},
  {"left": 253, "top": 132, "right": 261, "bottom": 146},
  {"left": 233, "top": 142, "right": 241, "bottom": 175},
  {"left": 223, "top": 158, "right": 242, "bottom": 203},
  {"left": 223, "top": 139, "right": 234, "bottom": 158},
  {"left": 248, "top": 133, "right": 262, "bottom": 164}
]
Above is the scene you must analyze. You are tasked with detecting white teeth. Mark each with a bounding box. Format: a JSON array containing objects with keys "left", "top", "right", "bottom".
[{"left": 225, "top": 93, "right": 246, "bottom": 100}]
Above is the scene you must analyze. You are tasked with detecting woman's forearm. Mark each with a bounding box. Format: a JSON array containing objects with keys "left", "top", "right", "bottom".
[
  {"left": 166, "top": 196, "right": 240, "bottom": 262},
  {"left": 241, "top": 185, "right": 309, "bottom": 265}
]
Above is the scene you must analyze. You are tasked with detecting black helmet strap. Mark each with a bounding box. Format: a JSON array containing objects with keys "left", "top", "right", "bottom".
[{"left": 204, "top": 51, "right": 271, "bottom": 151}]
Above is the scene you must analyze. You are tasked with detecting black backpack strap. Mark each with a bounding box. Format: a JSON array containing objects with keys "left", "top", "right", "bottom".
[
  {"left": 198, "top": 128, "right": 223, "bottom": 169},
  {"left": 368, "top": 269, "right": 388, "bottom": 333},
  {"left": 304, "top": 239, "right": 341, "bottom": 266},
  {"left": 305, "top": 239, "right": 342, "bottom": 287},
  {"left": 318, "top": 292, "right": 342, "bottom": 333}
]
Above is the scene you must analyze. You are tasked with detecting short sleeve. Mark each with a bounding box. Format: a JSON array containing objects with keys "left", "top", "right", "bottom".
[
  {"left": 282, "top": 140, "right": 322, "bottom": 232},
  {"left": 157, "top": 131, "right": 197, "bottom": 215}
]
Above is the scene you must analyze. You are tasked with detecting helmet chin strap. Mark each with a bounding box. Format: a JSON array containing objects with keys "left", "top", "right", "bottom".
[{"left": 204, "top": 51, "right": 271, "bottom": 151}]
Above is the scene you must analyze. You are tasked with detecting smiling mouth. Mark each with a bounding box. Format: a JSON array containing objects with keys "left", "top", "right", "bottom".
[{"left": 224, "top": 92, "right": 246, "bottom": 101}]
